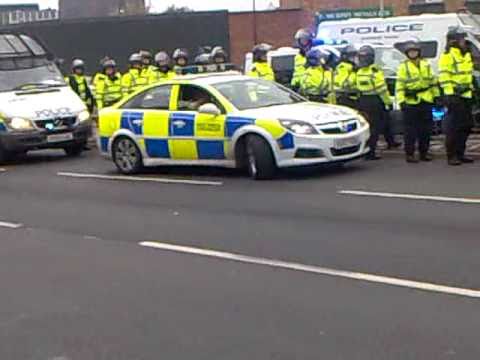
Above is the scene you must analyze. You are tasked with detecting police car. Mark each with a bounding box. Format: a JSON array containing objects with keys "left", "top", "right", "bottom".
[
  {"left": 0, "top": 33, "right": 92, "bottom": 163},
  {"left": 98, "top": 64, "right": 370, "bottom": 180}
]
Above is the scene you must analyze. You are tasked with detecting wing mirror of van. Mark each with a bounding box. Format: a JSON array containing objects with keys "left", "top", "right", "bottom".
[{"left": 198, "top": 103, "right": 221, "bottom": 116}]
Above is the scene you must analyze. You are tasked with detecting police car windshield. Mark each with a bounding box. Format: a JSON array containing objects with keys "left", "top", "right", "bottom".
[
  {"left": 213, "top": 79, "right": 305, "bottom": 110},
  {"left": 0, "top": 62, "right": 65, "bottom": 92}
]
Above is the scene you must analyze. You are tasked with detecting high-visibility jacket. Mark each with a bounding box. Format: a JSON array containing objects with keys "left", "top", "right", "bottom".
[
  {"left": 248, "top": 62, "right": 275, "bottom": 81},
  {"left": 92, "top": 72, "right": 105, "bottom": 89},
  {"left": 65, "top": 74, "right": 94, "bottom": 110},
  {"left": 438, "top": 47, "right": 474, "bottom": 99},
  {"left": 300, "top": 66, "right": 331, "bottom": 100},
  {"left": 395, "top": 59, "right": 439, "bottom": 106},
  {"left": 148, "top": 69, "right": 176, "bottom": 84},
  {"left": 291, "top": 53, "right": 306, "bottom": 89},
  {"left": 121, "top": 68, "right": 149, "bottom": 96},
  {"left": 96, "top": 73, "right": 123, "bottom": 109},
  {"left": 334, "top": 61, "right": 356, "bottom": 98},
  {"left": 353, "top": 65, "right": 392, "bottom": 106}
]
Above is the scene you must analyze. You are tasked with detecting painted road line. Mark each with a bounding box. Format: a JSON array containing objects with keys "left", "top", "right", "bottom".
[
  {"left": 140, "top": 241, "right": 480, "bottom": 299},
  {"left": 339, "top": 190, "right": 480, "bottom": 205},
  {"left": 0, "top": 221, "right": 23, "bottom": 229},
  {"left": 57, "top": 172, "right": 223, "bottom": 186}
]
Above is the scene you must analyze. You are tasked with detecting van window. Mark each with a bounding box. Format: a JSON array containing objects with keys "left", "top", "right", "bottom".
[{"left": 394, "top": 41, "right": 438, "bottom": 58}]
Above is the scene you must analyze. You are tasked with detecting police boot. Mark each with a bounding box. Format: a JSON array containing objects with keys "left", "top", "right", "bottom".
[
  {"left": 459, "top": 157, "right": 474, "bottom": 163},
  {"left": 420, "top": 153, "right": 433, "bottom": 162},
  {"left": 448, "top": 157, "right": 462, "bottom": 166},
  {"left": 406, "top": 154, "right": 419, "bottom": 163}
]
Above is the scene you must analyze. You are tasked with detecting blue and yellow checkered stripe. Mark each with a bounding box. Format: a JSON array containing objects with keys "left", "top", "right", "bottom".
[
  {"left": 99, "top": 111, "right": 295, "bottom": 159},
  {"left": 0, "top": 120, "right": 7, "bottom": 132}
]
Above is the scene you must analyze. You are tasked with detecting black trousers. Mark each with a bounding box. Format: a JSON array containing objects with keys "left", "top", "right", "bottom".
[
  {"left": 357, "top": 95, "right": 386, "bottom": 154},
  {"left": 443, "top": 97, "right": 473, "bottom": 159},
  {"left": 336, "top": 95, "right": 357, "bottom": 109},
  {"left": 402, "top": 102, "right": 433, "bottom": 156}
]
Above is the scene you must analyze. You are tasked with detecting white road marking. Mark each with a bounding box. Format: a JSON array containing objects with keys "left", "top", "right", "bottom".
[
  {"left": 339, "top": 190, "right": 480, "bottom": 205},
  {"left": 139, "top": 241, "right": 480, "bottom": 299},
  {"left": 0, "top": 221, "right": 23, "bottom": 229},
  {"left": 57, "top": 172, "right": 223, "bottom": 186}
]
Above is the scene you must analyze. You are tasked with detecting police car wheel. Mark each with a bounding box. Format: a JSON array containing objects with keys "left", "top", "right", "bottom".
[
  {"left": 112, "top": 136, "right": 143, "bottom": 175},
  {"left": 245, "top": 135, "right": 276, "bottom": 180}
]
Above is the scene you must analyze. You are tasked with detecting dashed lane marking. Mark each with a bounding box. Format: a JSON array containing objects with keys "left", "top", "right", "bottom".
[
  {"left": 0, "top": 221, "right": 23, "bottom": 229},
  {"left": 57, "top": 172, "right": 223, "bottom": 186},
  {"left": 139, "top": 241, "right": 480, "bottom": 299},
  {"left": 339, "top": 190, "right": 480, "bottom": 205}
]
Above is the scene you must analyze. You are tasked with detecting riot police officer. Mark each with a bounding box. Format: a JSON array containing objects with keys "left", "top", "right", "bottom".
[
  {"left": 439, "top": 27, "right": 475, "bottom": 165},
  {"left": 248, "top": 43, "right": 275, "bottom": 81},
  {"left": 291, "top": 28, "right": 313, "bottom": 91},
  {"left": 121, "top": 53, "right": 148, "bottom": 96},
  {"left": 396, "top": 40, "right": 439, "bottom": 163},
  {"left": 149, "top": 52, "right": 176, "bottom": 84},
  {"left": 173, "top": 48, "right": 189, "bottom": 71},
  {"left": 299, "top": 48, "right": 331, "bottom": 103},
  {"left": 211, "top": 46, "right": 228, "bottom": 64},
  {"left": 95, "top": 58, "right": 122, "bottom": 110},
  {"left": 66, "top": 59, "right": 95, "bottom": 113},
  {"left": 335, "top": 45, "right": 358, "bottom": 108}
]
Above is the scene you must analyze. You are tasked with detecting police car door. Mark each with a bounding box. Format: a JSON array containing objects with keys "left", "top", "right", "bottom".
[{"left": 169, "top": 84, "right": 227, "bottom": 161}]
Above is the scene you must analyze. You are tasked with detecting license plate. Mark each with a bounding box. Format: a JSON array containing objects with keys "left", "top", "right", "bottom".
[
  {"left": 334, "top": 135, "right": 361, "bottom": 149},
  {"left": 47, "top": 133, "right": 74, "bottom": 143}
]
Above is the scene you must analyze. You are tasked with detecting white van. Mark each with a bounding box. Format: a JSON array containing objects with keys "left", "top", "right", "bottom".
[
  {"left": 316, "top": 11, "right": 480, "bottom": 71},
  {"left": 0, "top": 32, "right": 92, "bottom": 163}
]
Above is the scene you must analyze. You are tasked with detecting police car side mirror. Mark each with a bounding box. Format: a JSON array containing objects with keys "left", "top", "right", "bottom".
[{"left": 198, "top": 103, "right": 221, "bottom": 116}]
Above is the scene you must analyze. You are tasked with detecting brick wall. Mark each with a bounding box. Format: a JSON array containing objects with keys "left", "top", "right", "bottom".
[
  {"left": 228, "top": 9, "right": 311, "bottom": 67},
  {"left": 280, "top": 0, "right": 469, "bottom": 16}
]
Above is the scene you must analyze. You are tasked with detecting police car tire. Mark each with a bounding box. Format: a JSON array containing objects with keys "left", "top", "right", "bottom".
[
  {"left": 245, "top": 135, "right": 276, "bottom": 180},
  {"left": 112, "top": 136, "right": 143, "bottom": 175}
]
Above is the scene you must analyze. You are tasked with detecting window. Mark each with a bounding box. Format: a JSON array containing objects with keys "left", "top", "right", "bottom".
[
  {"left": 123, "top": 85, "right": 172, "bottom": 110},
  {"left": 394, "top": 41, "right": 438, "bottom": 58},
  {"left": 177, "top": 85, "right": 224, "bottom": 113}
]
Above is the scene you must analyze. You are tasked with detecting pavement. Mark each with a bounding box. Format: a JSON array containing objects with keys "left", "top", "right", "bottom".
[{"left": 0, "top": 149, "right": 479, "bottom": 359}]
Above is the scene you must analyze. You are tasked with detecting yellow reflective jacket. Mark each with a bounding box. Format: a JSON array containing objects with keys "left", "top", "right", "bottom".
[
  {"left": 291, "top": 53, "right": 306, "bottom": 88},
  {"left": 396, "top": 59, "right": 439, "bottom": 105},
  {"left": 438, "top": 47, "right": 474, "bottom": 99},
  {"left": 121, "top": 68, "right": 149, "bottom": 96},
  {"left": 65, "top": 74, "right": 94, "bottom": 109},
  {"left": 353, "top": 65, "right": 392, "bottom": 106},
  {"left": 334, "top": 62, "right": 356, "bottom": 95},
  {"left": 148, "top": 69, "right": 176, "bottom": 84},
  {"left": 248, "top": 62, "right": 275, "bottom": 81},
  {"left": 96, "top": 73, "right": 123, "bottom": 109},
  {"left": 300, "top": 66, "right": 331, "bottom": 100}
]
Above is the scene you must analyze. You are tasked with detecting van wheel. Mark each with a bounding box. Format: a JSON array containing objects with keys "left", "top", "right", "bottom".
[
  {"left": 112, "top": 136, "right": 143, "bottom": 175},
  {"left": 245, "top": 134, "right": 276, "bottom": 180},
  {"left": 64, "top": 143, "right": 85, "bottom": 157}
]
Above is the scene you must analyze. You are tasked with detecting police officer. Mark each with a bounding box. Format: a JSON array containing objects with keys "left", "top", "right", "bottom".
[
  {"left": 439, "top": 27, "right": 475, "bottom": 165},
  {"left": 299, "top": 48, "right": 331, "bottom": 103},
  {"left": 149, "top": 52, "right": 176, "bottom": 84},
  {"left": 66, "top": 59, "right": 95, "bottom": 113},
  {"left": 121, "top": 53, "right": 148, "bottom": 96},
  {"left": 95, "top": 58, "right": 122, "bottom": 110},
  {"left": 173, "top": 48, "right": 189, "bottom": 71},
  {"left": 354, "top": 45, "right": 393, "bottom": 160},
  {"left": 396, "top": 40, "right": 439, "bottom": 163},
  {"left": 211, "top": 46, "right": 228, "bottom": 64},
  {"left": 335, "top": 45, "right": 358, "bottom": 108},
  {"left": 322, "top": 47, "right": 341, "bottom": 104},
  {"left": 248, "top": 43, "right": 275, "bottom": 81},
  {"left": 291, "top": 29, "right": 313, "bottom": 91}
]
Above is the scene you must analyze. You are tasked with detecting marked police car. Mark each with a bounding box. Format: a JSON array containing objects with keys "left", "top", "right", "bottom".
[
  {"left": 98, "top": 64, "right": 370, "bottom": 180},
  {"left": 0, "top": 32, "right": 92, "bottom": 163}
]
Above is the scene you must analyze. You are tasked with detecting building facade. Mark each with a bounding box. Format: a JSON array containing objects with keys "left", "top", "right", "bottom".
[
  {"left": 0, "top": 4, "right": 58, "bottom": 26},
  {"left": 59, "top": 0, "right": 146, "bottom": 19},
  {"left": 280, "top": 0, "right": 479, "bottom": 17}
]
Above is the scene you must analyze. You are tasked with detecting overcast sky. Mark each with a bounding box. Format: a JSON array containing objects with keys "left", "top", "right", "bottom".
[{"left": 0, "top": 0, "right": 279, "bottom": 11}]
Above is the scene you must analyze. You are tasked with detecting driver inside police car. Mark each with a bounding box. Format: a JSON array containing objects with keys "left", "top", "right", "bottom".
[{"left": 187, "top": 88, "right": 212, "bottom": 111}]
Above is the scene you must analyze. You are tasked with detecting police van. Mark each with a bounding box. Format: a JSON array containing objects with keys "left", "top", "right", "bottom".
[
  {"left": 0, "top": 32, "right": 92, "bottom": 163},
  {"left": 316, "top": 11, "right": 480, "bottom": 71}
]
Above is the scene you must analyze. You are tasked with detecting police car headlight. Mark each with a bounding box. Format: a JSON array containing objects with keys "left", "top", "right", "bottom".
[
  {"left": 78, "top": 110, "right": 90, "bottom": 122},
  {"left": 279, "top": 119, "right": 318, "bottom": 135},
  {"left": 5, "top": 117, "right": 34, "bottom": 131}
]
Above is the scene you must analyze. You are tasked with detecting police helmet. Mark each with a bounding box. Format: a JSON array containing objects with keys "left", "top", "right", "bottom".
[
  {"left": 194, "top": 53, "right": 211, "bottom": 65},
  {"left": 252, "top": 43, "right": 272, "bottom": 62},
  {"left": 403, "top": 40, "right": 421, "bottom": 56},
  {"left": 72, "top": 58, "right": 85, "bottom": 69},
  {"left": 357, "top": 45, "right": 375, "bottom": 67},
  {"left": 102, "top": 58, "right": 117, "bottom": 69},
  {"left": 211, "top": 46, "right": 227, "bottom": 64},
  {"left": 341, "top": 44, "right": 357, "bottom": 61},
  {"left": 139, "top": 50, "right": 152, "bottom": 60},
  {"left": 155, "top": 51, "right": 171, "bottom": 66},
  {"left": 173, "top": 48, "right": 189, "bottom": 65},
  {"left": 322, "top": 46, "right": 341, "bottom": 68},
  {"left": 306, "top": 48, "right": 329, "bottom": 67},
  {"left": 447, "top": 26, "right": 467, "bottom": 41},
  {"left": 129, "top": 53, "right": 142, "bottom": 64},
  {"left": 295, "top": 28, "right": 313, "bottom": 49}
]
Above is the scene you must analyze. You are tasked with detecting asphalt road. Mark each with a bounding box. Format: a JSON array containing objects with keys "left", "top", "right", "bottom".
[{"left": 0, "top": 150, "right": 479, "bottom": 359}]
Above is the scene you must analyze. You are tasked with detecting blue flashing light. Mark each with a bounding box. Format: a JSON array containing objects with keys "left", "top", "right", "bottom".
[{"left": 432, "top": 107, "right": 446, "bottom": 122}]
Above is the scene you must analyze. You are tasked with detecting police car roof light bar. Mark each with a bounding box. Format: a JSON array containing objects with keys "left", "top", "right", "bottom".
[{"left": 176, "top": 63, "right": 239, "bottom": 75}]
